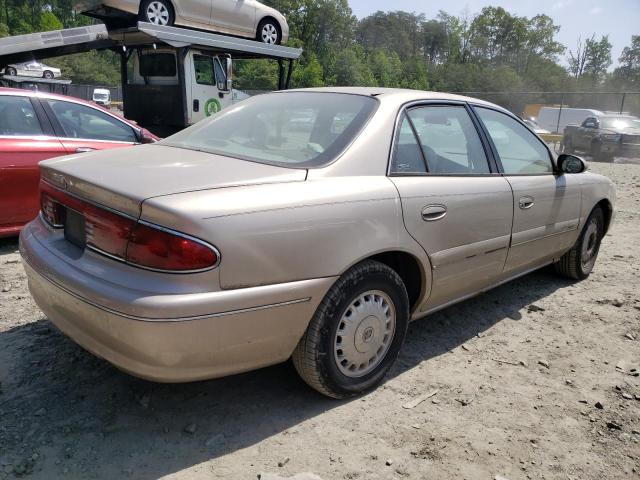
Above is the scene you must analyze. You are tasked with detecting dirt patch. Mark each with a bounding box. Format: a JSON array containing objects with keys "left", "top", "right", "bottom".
[{"left": 1, "top": 163, "right": 639, "bottom": 479}]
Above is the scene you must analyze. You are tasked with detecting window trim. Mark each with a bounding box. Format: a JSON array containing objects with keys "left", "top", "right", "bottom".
[
  {"left": 387, "top": 100, "right": 500, "bottom": 177},
  {"left": 470, "top": 104, "right": 558, "bottom": 177},
  {"left": 41, "top": 98, "right": 139, "bottom": 144}
]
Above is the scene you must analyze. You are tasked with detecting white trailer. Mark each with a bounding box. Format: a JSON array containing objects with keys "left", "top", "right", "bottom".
[{"left": 0, "top": 22, "right": 302, "bottom": 136}]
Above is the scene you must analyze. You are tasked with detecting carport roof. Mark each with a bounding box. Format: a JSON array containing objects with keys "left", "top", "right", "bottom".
[{"left": 0, "top": 22, "right": 302, "bottom": 66}]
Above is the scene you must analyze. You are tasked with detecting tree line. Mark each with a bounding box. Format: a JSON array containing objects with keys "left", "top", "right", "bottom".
[{"left": 1, "top": 0, "right": 639, "bottom": 97}]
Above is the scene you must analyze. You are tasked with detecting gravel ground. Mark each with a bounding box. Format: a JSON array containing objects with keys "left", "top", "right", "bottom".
[{"left": 0, "top": 162, "right": 639, "bottom": 480}]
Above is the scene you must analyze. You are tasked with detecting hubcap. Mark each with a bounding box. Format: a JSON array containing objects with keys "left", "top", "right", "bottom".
[
  {"left": 333, "top": 290, "right": 396, "bottom": 378},
  {"left": 147, "top": 1, "right": 170, "bottom": 25},
  {"left": 581, "top": 219, "right": 599, "bottom": 269},
  {"left": 261, "top": 23, "right": 278, "bottom": 44}
]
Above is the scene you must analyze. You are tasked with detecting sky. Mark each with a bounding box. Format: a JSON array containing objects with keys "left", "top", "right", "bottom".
[{"left": 348, "top": 0, "right": 640, "bottom": 67}]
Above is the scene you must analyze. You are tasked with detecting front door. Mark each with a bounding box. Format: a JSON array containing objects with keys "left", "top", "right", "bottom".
[
  {"left": 190, "top": 53, "right": 232, "bottom": 124},
  {"left": 390, "top": 104, "right": 514, "bottom": 311},
  {"left": 473, "top": 106, "right": 582, "bottom": 273},
  {"left": 42, "top": 99, "right": 139, "bottom": 153},
  {"left": 212, "top": 0, "right": 256, "bottom": 35}
]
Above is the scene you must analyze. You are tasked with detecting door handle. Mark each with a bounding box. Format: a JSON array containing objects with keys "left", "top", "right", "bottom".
[
  {"left": 75, "top": 147, "right": 96, "bottom": 153},
  {"left": 421, "top": 204, "right": 447, "bottom": 222},
  {"left": 519, "top": 196, "right": 535, "bottom": 210}
]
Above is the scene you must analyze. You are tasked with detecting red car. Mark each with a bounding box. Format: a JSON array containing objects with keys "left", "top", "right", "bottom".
[{"left": 0, "top": 88, "right": 158, "bottom": 238}]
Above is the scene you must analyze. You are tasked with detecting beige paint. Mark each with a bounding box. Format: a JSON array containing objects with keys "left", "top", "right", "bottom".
[
  {"left": 21, "top": 88, "right": 616, "bottom": 383},
  {"left": 75, "top": 0, "right": 290, "bottom": 43}
]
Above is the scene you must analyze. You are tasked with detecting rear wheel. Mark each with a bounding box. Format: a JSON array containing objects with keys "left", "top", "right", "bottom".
[
  {"left": 555, "top": 207, "right": 605, "bottom": 280},
  {"left": 292, "top": 260, "right": 410, "bottom": 398},
  {"left": 5, "top": 67, "right": 17, "bottom": 76},
  {"left": 591, "top": 140, "right": 613, "bottom": 163},
  {"left": 257, "top": 18, "right": 281, "bottom": 45},
  {"left": 140, "top": 0, "right": 174, "bottom": 26},
  {"left": 42, "top": 70, "right": 54, "bottom": 79}
]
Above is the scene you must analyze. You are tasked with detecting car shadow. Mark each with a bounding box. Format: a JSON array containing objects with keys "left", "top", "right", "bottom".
[{"left": 0, "top": 258, "right": 571, "bottom": 479}]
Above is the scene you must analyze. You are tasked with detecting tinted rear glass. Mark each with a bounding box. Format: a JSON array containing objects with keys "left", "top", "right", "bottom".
[
  {"left": 162, "top": 92, "right": 378, "bottom": 168},
  {"left": 139, "top": 53, "right": 177, "bottom": 77}
]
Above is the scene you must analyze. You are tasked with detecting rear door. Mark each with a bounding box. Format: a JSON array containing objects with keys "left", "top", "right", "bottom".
[
  {"left": 473, "top": 106, "right": 582, "bottom": 273},
  {"left": 178, "top": 0, "right": 214, "bottom": 25},
  {"left": 0, "top": 95, "right": 65, "bottom": 230},
  {"left": 390, "top": 103, "right": 514, "bottom": 311},
  {"left": 42, "top": 98, "right": 139, "bottom": 154},
  {"left": 212, "top": 0, "right": 257, "bottom": 35}
]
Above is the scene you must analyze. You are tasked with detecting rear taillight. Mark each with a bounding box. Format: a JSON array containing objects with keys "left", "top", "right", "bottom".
[
  {"left": 128, "top": 222, "right": 219, "bottom": 272},
  {"left": 39, "top": 180, "right": 219, "bottom": 272}
]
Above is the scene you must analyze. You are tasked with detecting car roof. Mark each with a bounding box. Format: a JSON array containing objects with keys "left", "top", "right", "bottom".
[
  {"left": 0, "top": 86, "right": 133, "bottom": 122},
  {"left": 285, "top": 87, "right": 503, "bottom": 110}
]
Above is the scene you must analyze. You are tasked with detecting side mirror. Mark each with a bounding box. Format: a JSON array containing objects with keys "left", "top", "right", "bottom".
[
  {"left": 139, "top": 129, "right": 156, "bottom": 144},
  {"left": 225, "top": 56, "right": 232, "bottom": 91},
  {"left": 557, "top": 153, "right": 586, "bottom": 174}
]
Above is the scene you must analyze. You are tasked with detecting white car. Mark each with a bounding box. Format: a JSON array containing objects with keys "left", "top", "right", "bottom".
[
  {"left": 76, "top": 0, "right": 290, "bottom": 44},
  {"left": 3, "top": 61, "right": 62, "bottom": 79}
]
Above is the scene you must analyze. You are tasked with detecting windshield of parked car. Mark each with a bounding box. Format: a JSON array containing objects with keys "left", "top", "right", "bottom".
[
  {"left": 162, "top": 92, "right": 379, "bottom": 168},
  {"left": 600, "top": 116, "right": 640, "bottom": 130}
]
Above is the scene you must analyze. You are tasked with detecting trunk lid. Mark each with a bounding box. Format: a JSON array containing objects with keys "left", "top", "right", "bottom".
[{"left": 39, "top": 144, "right": 307, "bottom": 217}]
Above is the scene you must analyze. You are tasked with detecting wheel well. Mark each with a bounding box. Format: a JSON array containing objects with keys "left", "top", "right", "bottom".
[
  {"left": 595, "top": 199, "right": 613, "bottom": 233},
  {"left": 258, "top": 16, "right": 281, "bottom": 32},
  {"left": 368, "top": 251, "right": 423, "bottom": 311}
]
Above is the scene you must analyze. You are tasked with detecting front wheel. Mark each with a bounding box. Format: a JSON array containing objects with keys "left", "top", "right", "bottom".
[
  {"left": 140, "top": 0, "right": 174, "bottom": 26},
  {"left": 292, "top": 260, "right": 410, "bottom": 399},
  {"left": 5, "top": 67, "right": 17, "bottom": 76},
  {"left": 257, "top": 18, "right": 281, "bottom": 45},
  {"left": 42, "top": 70, "right": 54, "bottom": 79},
  {"left": 555, "top": 207, "right": 605, "bottom": 280}
]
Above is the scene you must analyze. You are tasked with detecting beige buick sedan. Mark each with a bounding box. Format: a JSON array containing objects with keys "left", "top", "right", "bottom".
[
  {"left": 76, "top": 0, "right": 289, "bottom": 44},
  {"left": 21, "top": 88, "right": 615, "bottom": 398}
]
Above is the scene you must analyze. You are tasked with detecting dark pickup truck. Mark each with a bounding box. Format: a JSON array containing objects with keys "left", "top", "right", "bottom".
[{"left": 563, "top": 115, "right": 640, "bottom": 162}]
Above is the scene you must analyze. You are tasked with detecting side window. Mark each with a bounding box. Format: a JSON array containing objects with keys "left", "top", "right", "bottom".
[
  {"left": 390, "top": 115, "right": 426, "bottom": 174},
  {"left": 0, "top": 96, "right": 44, "bottom": 136},
  {"left": 194, "top": 55, "right": 215, "bottom": 86},
  {"left": 476, "top": 107, "right": 553, "bottom": 175},
  {"left": 408, "top": 105, "right": 490, "bottom": 174},
  {"left": 47, "top": 100, "right": 137, "bottom": 143}
]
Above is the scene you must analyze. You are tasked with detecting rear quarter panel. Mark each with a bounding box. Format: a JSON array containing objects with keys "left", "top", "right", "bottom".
[
  {"left": 578, "top": 171, "right": 616, "bottom": 231},
  {"left": 140, "top": 176, "right": 433, "bottom": 295}
]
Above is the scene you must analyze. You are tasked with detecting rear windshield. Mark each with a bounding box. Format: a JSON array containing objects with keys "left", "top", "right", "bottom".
[
  {"left": 600, "top": 116, "right": 640, "bottom": 130},
  {"left": 139, "top": 53, "right": 177, "bottom": 77},
  {"left": 162, "top": 92, "right": 378, "bottom": 168}
]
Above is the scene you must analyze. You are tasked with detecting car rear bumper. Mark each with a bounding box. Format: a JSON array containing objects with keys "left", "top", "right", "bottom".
[
  {"left": 601, "top": 141, "right": 640, "bottom": 158},
  {"left": 20, "top": 220, "right": 335, "bottom": 382}
]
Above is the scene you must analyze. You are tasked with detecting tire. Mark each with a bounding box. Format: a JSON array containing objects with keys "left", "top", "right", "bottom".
[
  {"left": 42, "top": 70, "right": 54, "bottom": 79},
  {"left": 139, "top": 0, "right": 174, "bottom": 26},
  {"left": 590, "top": 140, "right": 613, "bottom": 163},
  {"left": 292, "top": 260, "right": 410, "bottom": 399},
  {"left": 5, "top": 67, "right": 17, "bottom": 76},
  {"left": 257, "top": 18, "right": 281, "bottom": 45},
  {"left": 555, "top": 207, "right": 605, "bottom": 280}
]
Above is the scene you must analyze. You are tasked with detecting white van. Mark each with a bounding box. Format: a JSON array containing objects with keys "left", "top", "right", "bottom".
[
  {"left": 537, "top": 107, "right": 603, "bottom": 134},
  {"left": 92, "top": 88, "right": 111, "bottom": 108}
]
